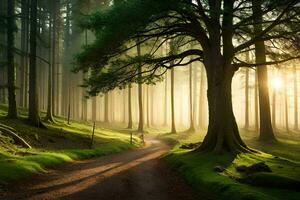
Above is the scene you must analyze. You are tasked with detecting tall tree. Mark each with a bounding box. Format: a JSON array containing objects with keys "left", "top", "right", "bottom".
[
  {"left": 137, "top": 42, "right": 144, "bottom": 132},
  {"left": 127, "top": 85, "right": 133, "bottom": 129},
  {"left": 188, "top": 62, "right": 195, "bottom": 132},
  {"left": 284, "top": 67, "right": 289, "bottom": 132},
  {"left": 244, "top": 52, "right": 250, "bottom": 130},
  {"left": 293, "top": 64, "right": 298, "bottom": 130},
  {"left": 28, "top": 0, "right": 41, "bottom": 126},
  {"left": 170, "top": 67, "right": 176, "bottom": 133},
  {"left": 76, "top": 0, "right": 300, "bottom": 153},
  {"left": 20, "top": 0, "right": 29, "bottom": 108},
  {"left": 253, "top": 0, "right": 276, "bottom": 142},
  {"left": 6, "top": 0, "right": 17, "bottom": 118}
]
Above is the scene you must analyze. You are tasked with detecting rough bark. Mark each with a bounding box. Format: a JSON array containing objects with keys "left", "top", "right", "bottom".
[
  {"left": 28, "top": 0, "right": 42, "bottom": 127},
  {"left": 6, "top": 0, "right": 17, "bottom": 118},
  {"left": 253, "top": 0, "right": 276, "bottom": 142}
]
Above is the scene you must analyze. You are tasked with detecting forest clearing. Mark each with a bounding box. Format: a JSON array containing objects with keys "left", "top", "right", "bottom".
[{"left": 1, "top": 0, "right": 300, "bottom": 200}]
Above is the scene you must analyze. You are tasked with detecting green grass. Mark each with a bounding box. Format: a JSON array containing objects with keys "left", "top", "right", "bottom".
[
  {"left": 161, "top": 130, "right": 300, "bottom": 200},
  {"left": 0, "top": 105, "right": 141, "bottom": 184}
]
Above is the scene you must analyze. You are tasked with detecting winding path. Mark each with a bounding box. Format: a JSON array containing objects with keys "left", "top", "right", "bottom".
[{"left": 2, "top": 138, "right": 207, "bottom": 200}]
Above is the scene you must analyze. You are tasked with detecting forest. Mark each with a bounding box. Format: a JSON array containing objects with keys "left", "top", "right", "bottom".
[{"left": 0, "top": 0, "right": 300, "bottom": 200}]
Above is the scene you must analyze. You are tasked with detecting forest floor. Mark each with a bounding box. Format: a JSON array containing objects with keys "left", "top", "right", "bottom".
[
  {"left": 149, "top": 128, "right": 300, "bottom": 200},
  {"left": 1, "top": 137, "right": 208, "bottom": 200}
]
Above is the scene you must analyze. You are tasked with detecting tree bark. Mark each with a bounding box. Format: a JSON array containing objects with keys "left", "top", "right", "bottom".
[
  {"left": 20, "top": 0, "right": 29, "bottom": 108},
  {"left": 104, "top": 93, "right": 109, "bottom": 123},
  {"left": 170, "top": 67, "right": 176, "bottom": 133},
  {"left": 284, "top": 67, "right": 289, "bottom": 133},
  {"left": 253, "top": 0, "right": 276, "bottom": 142},
  {"left": 188, "top": 63, "right": 195, "bottom": 132},
  {"left": 127, "top": 85, "right": 133, "bottom": 129},
  {"left": 6, "top": 0, "right": 17, "bottom": 118},
  {"left": 137, "top": 43, "right": 144, "bottom": 133},
  {"left": 244, "top": 67, "right": 250, "bottom": 129},
  {"left": 293, "top": 64, "right": 298, "bottom": 131},
  {"left": 199, "top": 59, "right": 251, "bottom": 154},
  {"left": 28, "top": 0, "right": 41, "bottom": 126}
]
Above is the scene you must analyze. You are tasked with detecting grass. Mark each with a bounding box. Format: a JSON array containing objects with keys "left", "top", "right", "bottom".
[
  {"left": 158, "top": 129, "right": 300, "bottom": 200},
  {"left": 0, "top": 105, "right": 141, "bottom": 183}
]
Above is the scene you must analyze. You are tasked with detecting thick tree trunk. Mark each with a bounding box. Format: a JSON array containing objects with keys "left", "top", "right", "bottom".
[
  {"left": 28, "top": 0, "right": 41, "bottom": 127},
  {"left": 170, "top": 67, "right": 176, "bottom": 133},
  {"left": 199, "top": 63, "right": 250, "bottom": 154},
  {"left": 6, "top": 0, "right": 17, "bottom": 118},
  {"left": 253, "top": 0, "right": 276, "bottom": 142},
  {"left": 20, "top": 0, "right": 29, "bottom": 108},
  {"left": 127, "top": 85, "right": 132, "bottom": 129}
]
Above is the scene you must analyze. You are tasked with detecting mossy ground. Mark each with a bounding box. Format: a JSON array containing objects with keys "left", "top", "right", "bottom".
[
  {"left": 0, "top": 105, "right": 141, "bottom": 183},
  {"left": 154, "top": 128, "right": 300, "bottom": 200}
]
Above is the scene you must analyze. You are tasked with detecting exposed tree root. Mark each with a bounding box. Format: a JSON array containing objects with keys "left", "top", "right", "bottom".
[{"left": 0, "top": 124, "right": 31, "bottom": 148}]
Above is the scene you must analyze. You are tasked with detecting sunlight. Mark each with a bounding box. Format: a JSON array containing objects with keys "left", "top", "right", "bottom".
[{"left": 271, "top": 77, "right": 283, "bottom": 90}]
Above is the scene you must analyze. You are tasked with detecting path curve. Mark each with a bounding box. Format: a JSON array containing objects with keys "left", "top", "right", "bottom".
[{"left": 1, "top": 138, "right": 207, "bottom": 200}]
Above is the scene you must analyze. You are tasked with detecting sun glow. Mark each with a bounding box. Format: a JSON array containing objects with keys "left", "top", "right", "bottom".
[{"left": 271, "top": 78, "right": 283, "bottom": 90}]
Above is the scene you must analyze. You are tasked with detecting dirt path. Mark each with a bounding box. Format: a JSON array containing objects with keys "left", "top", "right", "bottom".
[{"left": 1, "top": 138, "right": 208, "bottom": 200}]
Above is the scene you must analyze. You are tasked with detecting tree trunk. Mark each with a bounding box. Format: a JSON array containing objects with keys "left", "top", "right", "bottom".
[
  {"left": 188, "top": 63, "right": 195, "bottom": 132},
  {"left": 45, "top": 2, "right": 56, "bottom": 123},
  {"left": 199, "top": 60, "right": 251, "bottom": 154},
  {"left": 198, "top": 65, "right": 205, "bottom": 128},
  {"left": 284, "top": 67, "right": 289, "bottom": 133},
  {"left": 293, "top": 64, "right": 298, "bottom": 131},
  {"left": 28, "top": 0, "right": 41, "bottom": 126},
  {"left": 244, "top": 66, "right": 250, "bottom": 129},
  {"left": 6, "top": 0, "right": 17, "bottom": 118},
  {"left": 170, "top": 67, "right": 176, "bottom": 133},
  {"left": 272, "top": 85, "right": 277, "bottom": 130},
  {"left": 20, "top": 0, "right": 29, "bottom": 108},
  {"left": 164, "top": 72, "right": 168, "bottom": 126},
  {"left": 254, "top": 71, "right": 259, "bottom": 131},
  {"left": 92, "top": 97, "right": 97, "bottom": 122},
  {"left": 104, "top": 93, "right": 109, "bottom": 123},
  {"left": 127, "top": 85, "right": 133, "bottom": 129},
  {"left": 137, "top": 43, "right": 144, "bottom": 133},
  {"left": 253, "top": 0, "right": 276, "bottom": 142}
]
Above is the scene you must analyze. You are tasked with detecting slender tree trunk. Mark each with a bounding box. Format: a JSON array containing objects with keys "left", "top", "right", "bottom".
[
  {"left": 171, "top": 67, "right": 176, "bottom": 133},
  {"left": 92, "top": 97, "right": 97, "bottom": 122},
  {"left": 284, "top": 67, "right": 289, "bottom": 133},
  {"left": 199, "top": 65, "right": 205, "bottom": 128},
  {"left": 28, "top": 0, "right": 41, "bottom": 126},
  {"left": 244, "top": 52, "right": 250, "bottom": 129},
  {"left": 188, "top": 63, "right": 195, "bottom": 132},
  {"left": 293, "top": 64, "right": 298, "bottom": 131},
  {"left": 253, "top": 0, "right": 276, "bottom": 142},
  {"left": 104, "top": 93, "right": 109, "bottom": 123},
  {"left": 254, "top": 70, "right": 259, "bottom": 131},
  {"left": 127, "top": 85, "right": 133, "bottom": 129},
  {"left": 146, "top": 85, "right": 150, "bottom": 128},
  {"left": 272, "top": 85, "right": 277, "bottom": 130},
  {"left": 164, "top": 72, "right": 168, "bottom": 126},
  {"left": 137, "top": 43, "right": 144, "bottom": 133},
  {"left": 45, "top": 14, "right": 55, "bottom": 123},
  {"left": 6, "top": 0, "right": 17, "bottom": 118}
]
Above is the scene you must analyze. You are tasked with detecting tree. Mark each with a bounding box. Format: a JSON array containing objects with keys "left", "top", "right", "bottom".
[
  {"left": 76, "top": 0, "right": 300, "bottom": 153},
  {"left": 127, "top": 85, "right": 133, "bottom": 129},
  {"left": 137, "top": 42, "right": 144, "bottom": 132},
  {"left": 28, "top": 0, "right": 41, "bottom": 126},
  {"left": 6, "top": 0, "right": 17, "bottom": 118},
  {"left": 293, "top": 64, "right": 298, "bottom": 131},
  {"left": 170, "top": 66, "right": 176, "bottom": 134},
  {"left": 253, "top": 0, "right": 276, "bottom": 142},
  {"left": 188, "top": 62, "right": 195, "bottom": 132}
]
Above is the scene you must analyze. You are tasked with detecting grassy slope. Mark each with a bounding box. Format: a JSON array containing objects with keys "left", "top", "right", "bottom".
[
  {"left": 0, "top": 105, "right": 141, "bottom": 183},
  {"left": 155, "top": 129, "right": 300, "bottom": 200}
]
